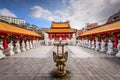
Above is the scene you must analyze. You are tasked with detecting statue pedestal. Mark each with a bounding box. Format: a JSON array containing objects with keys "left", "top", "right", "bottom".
[
  {"left": 0, "top": 50, "right": 6, "bottom": 59},
  {"left": 116, "top": 51, "right": 120, "bottom": 57}
]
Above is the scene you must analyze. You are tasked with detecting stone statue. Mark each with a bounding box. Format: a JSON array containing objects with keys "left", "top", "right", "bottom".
[
  {"left": 116, "top": 40, "right": 120, "bottom": 57},
  {"left": 7, "top": 41, "right": 15, "bottom": 55},
  {"left": 95, "top": 38, "right": 100, "bottom": 51},
  {"left": 100, "top": 40, "right": 106, "bottom": 52},
  {"left": 79, "top": 40, "right": 82, "bottom": 46},
  {"left": 38, "top": 40, "right": 41, "bottom": 46},
  {"left": 106, "top": 40, "right": 113, "bottom": 55},
  {"left": 21, "top": 40, "right": 26, "bottom": 52},
  {"left": 85, "top": 39, "right": 87, "bottom": 48},
  {"left": 37, "top": 40, "right": 39, "bottom": 47},
  {"left": 26, "top": 41, "right": 30, "bottom": 50},
  {"left": 0, "top": 41, "right": 6, "bottom": 59},
  {"left": 86, "top": 39, "right": 89, "bottom": 48},
  {"left": 88, "top": 40, "right": 91, "bottom": 48},
  {"left": 91, "top": 40, "right": 95, "bottom": 49},
  {"left": 83, "top": 40, "right": 86, "bottom": 47},
  {"left": 82, "top": 39, "right": 84, "bottom": 47},
  {"left": 29, "top": 40, "right": 33, "bottom": 49},
  {"left": 15, "top": 41, "right": 21, "bottom": 53}
]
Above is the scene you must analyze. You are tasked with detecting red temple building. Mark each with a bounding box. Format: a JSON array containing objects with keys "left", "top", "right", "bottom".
[
  {"left": 45, "top": 21, "right": 76, "bottom": 45},
  {"left": 78, "top": 11, "right": 120, "bottom": 56},
  {"left": 0, "top": 21, "right": 41, "bottom": 59}
]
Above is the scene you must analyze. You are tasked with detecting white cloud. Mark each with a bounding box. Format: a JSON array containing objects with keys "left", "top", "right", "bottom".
[
  {"left": 0, "top": 8, "right": 17, "bottom": 17},
  {"left": 30, "top": 0, "right": 120, "bottom": 29},
  {"left": 30, "top": 6, "right": 54, "bottom": 21}
]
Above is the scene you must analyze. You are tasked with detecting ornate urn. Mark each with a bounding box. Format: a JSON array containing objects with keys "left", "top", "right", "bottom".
[{"left": 53, "top": 40, "right": 68, "bottom": 77}]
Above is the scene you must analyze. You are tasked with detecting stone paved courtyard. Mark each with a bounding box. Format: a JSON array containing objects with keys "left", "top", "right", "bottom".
[{"left": 0, "top": 46, "right": 120, "bottom": 80}]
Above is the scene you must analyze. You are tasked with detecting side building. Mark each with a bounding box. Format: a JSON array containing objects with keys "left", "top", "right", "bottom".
[{"left": 0, "top": 16, "right": 26, "bottom": 26}]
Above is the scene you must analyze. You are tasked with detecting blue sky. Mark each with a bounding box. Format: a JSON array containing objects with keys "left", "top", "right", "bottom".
[{"left": 0, "top": 0, "right": 120, "bottom": 29}]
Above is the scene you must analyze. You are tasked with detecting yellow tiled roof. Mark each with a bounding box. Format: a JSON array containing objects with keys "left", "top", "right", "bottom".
[
  {"left": 79, "top": 21, "right": 120, "bottom": 36},
  {"left": 46, "top": 29, "right": 75, "bottom": 33},
  {"left": 51, "top": 22, "right": 70, "bottom": 29},
  {"left": 0, "top": 22, "right": 41, "bottom": 37}
]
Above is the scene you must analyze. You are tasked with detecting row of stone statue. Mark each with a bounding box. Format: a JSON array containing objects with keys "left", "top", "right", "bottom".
[
  {"left": 0, "top": 40, "right": 41, "bottom": 59},
  {"left": 79, "top": 38, "right": 120, "bottom": 57}
]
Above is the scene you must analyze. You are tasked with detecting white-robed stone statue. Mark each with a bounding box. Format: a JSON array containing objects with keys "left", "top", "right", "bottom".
[
  {"left": 15, "top": 41, "right": 21, "bottom": 53},
  {"left": 91, "top": 40, "right": 95, "bottom": 49},
  {"left": 116, "top": 40, "right": 120, "bottom": 57},
  {"left": 95, "top": 38, "right": 100, "bottom": 51},
  {"left": 38, "top": 40, "right": 41, "bottom": 46},
  {"left": 86, "top": 39, "right": 89, "bottom": 48},
  {"left": 26, "top": 40, "right": 30, "bottom": 50},
  {"left": 106, "top": 40, "right": 113, "bottom": 55},
  {"left": 88, "top": 40, "right": 91, "bottom": 49},
  {"left": 79, "top": 40, "right": 82, "bottom": 46},
  {"left": 83, "top": 39, "right": 86, "bottom": 47},
  {"left": 29, "top": 40, "right": 33, "bottom": 49},
  {"left": 100, "top": 40, "right": 106, "bottom": 53},
  {"left": 37, "top": 39, "right": 40, "bottom": 47},
  {"left": 82, "top": 39, "right": 84, "bottom": 47},
  {"left": 7, "top": 41, "right": 15, "bottom": 55},
  {"left": 21, "top": 40, "right": 26, "bottom": 52},
  {"left": 32, "top": 40, "right": 35, "bottom": 48},
  {"left": 85, "top": 39, "right": 88, "bottom": 48},
  {"left": 0, "top": 41, "right": 6, "bottom": 59}
]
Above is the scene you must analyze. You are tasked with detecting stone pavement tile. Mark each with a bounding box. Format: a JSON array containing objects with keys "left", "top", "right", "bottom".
[
  {"left": 35, "top": 73, "right": 50, "bottom": 78},
  {"left": 114, "top": 77, "right": 120, "bottom": 80},
  {"left": 1, "top": 46, "right": 120, "bottom": 80},
  {"left": 6, "top": 76, "right": 33, "bottom": 80},
  {"left": 0, "top": 76, "right": 8, "bottom": 80}
]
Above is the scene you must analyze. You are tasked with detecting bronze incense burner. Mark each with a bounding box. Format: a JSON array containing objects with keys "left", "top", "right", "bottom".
[{"left": 53, "top": 40, "right": 68, "bottom": 77}]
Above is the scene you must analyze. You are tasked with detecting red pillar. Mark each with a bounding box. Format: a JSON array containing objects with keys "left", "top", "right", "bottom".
[
  {"left": 17, "top": 36, "right": 20, "bottom": 42},
  {"left": 113, "top": 35, "right": 118, "bottom": 48},
  {"left": 70, "top": 34, "right": 72, "bottom": 39},
  {"left": 25, "top": 37, "right": 28, "bottom": 42},
  {"left": 48, "top": 34, "right": 50, "bottom": 39},
  {"left": 3, "top": 35, "right": 7, "bottom": 50},
  {"left": 65, "top": 34, "right": 66, "bottom": 40},
  {"left": 101, "top": 36, "right": 104, "bottom": 41},
  {"left": 30, "top": 37, "right": 33, "bottom": 44}
]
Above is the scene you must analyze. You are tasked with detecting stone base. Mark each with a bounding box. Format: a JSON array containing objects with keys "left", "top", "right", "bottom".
[
  {"left": 116, "top": 52, "right": 120, "bottom": 57},
  {"left": 30, "top": 46, "right": 33, "bottom": 49},
  {"left": 26, "top": 46, "right": 30, "bottom": 50},
  {"left": 106, "top": 50, "right": 114, "bottom": 55},
  {"left": 15, "top": 49, "right": 21, "bottom": 53},
  {"left": 91, "top": 47, "right": 95, "bottom": 50},
  {"left": 95, "top": 48, "right": 99, "bottom": 51},
  {"left": 0, "top": 51, "right": 6, "bottom": 59},
  {"left": 100, "top": 49, "right": 106, "bottom": 53},
  {"left": 21, "top": 48, "right": 26, "bottom": 52},
  {"left": 4, "top": 50, "right": 15, "bottom": 56}
]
